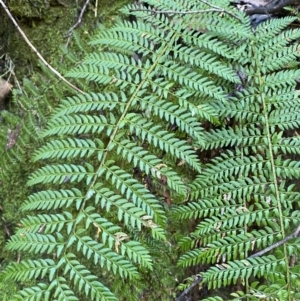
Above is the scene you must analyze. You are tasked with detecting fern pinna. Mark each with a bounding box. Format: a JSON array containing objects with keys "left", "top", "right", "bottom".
[{"left": 175, "top": 12, "right": 300, "bottom": 301}]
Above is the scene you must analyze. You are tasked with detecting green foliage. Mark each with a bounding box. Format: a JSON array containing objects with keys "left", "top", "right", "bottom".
[
  {"left": 175, "top": 8, "right": 300, "bottom": 301},
  {"left": 2, "top": 0, "right": 300, "bottom": 300}
]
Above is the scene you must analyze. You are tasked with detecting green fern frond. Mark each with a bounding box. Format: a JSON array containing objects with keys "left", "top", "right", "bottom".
[
  {"left": 254, "top": 17, "right": 298, "bottom": 45},
  {"left": 124, "top": 116, "right": 202, "bottom": 172},
  {"left": 176, "top": 11, "right": 300, "bottom": 299},
  {"left": 6, "top": 1, "right": 300, "bottom": 300},
  {"left": 3, "top": 259, "right": 55, "bottom": 282},
  {"left": 57, "top": 254, "right": 117, "bottom": 301},
  {"left": 93, "top": 172, "right": 165, "bottom": 224},
  {"left": 52, "top": 92, "right": 127, "bottom": 118},
  {"left": 12, "top": 283, "right": 52, "bottom": 301},
  {"left": 121, "top": 241, "right": 153, "bottom": 270},
  {"left": 27, "top": 164, "right": 94, "bottom": 185},
  {"left": 6, "top": 233, "right": 62, "bottom": 254},
  {"left": 49, "top": 277, "right": 79, "bottom": 301},
  {"left": 21, "top": 189, "right": 83, "bottom": 211},
  {"left": 173, "top": 198, "right": 237, "bottom": 220},
  {"left": 41, "top": 114, "right": 115, "bottom": 137},
  {"left": 178, "top": 229, "right": 280, "bottom": 266},
  {"left": 102, "top": 163, "right": 186, "bottom": 198},
  {"left": 203, "top": 255, "right": 283, "bottom": 290},
  {"left": 94, "top": 186, "right": 148, "bottom": 229},
  {"left": 128, "top": 103, "right": 205, "bottom": 143},
  {"left": 75, "top": 235, "right": 139, "bottom": 279},
  {"left": 19, "top": 212, "right": 73, "bottom": 234},
  {"left": 33, "top": 138, "right": 103, "bottom": 161}
]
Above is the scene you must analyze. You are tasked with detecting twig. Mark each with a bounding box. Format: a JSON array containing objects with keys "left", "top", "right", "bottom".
[
  {"left": 94, "top": 0, "right": 98, "bottom": 17},
  {"left": 130, "top": 9, "right": 227, "bottom": 14},
  {"left": 130, "top": 7, "right": 243, "bottom": 22},
  {"left": 175, "top": 224, "right": 300, "bottom": 301},
  {"left": 198, "top": 0, "right": 243, "bottom": 21},
  {"left": 66, "top": 0, "right": 91, "bottom": 37},
  {"left": 250, "top": 223, "right": 300, "bottom": 258},
  {"left": 175, "top": 276, "right": 202, "bottom": 301},
  {"left": 0, "top": 0, "right": 85, "bottom": 94}
]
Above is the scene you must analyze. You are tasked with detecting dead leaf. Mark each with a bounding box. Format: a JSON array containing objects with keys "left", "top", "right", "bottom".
[{"left": 6, "top": 123, "right": 22, "bottom": 150}]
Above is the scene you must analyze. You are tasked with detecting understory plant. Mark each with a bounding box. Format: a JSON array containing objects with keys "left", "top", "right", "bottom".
[{"left": 1, "top": 0, "right": 300, "bottom": 300}]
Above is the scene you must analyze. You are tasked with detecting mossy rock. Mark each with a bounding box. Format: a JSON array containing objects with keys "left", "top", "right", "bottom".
[{"left": 7, "top": 0, "right": 50, "bottom": 18}]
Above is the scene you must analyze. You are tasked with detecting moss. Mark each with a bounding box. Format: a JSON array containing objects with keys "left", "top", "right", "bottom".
[
  {"left": 0, "top": 163, "right": 31, "bottom": 255},
  {"left": 2, "top": 0, "right": 131, "bottom": 78},
  {"left": 7, "top": 0, "right": 48, "bottom": 18},
  {"left": 4, "top": 2, "right": 76, "bottom": 77},
  {"left": 0, "top": 279, "right": 19, "bottom": 300}
]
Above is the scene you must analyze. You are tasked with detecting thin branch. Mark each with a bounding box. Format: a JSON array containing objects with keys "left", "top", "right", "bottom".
[
  {"left": 129, "top": 2, "right": 243, "bottom": 22},
  {"left": 66, "top": 0, "right": 91, "bottom": 37},
  {"left": 198, "top": 0, "right": 243, "bottom": 20},
  {"left": 250, "top": 223, "right": 300, "bottom": 258},
  {"left": 94, "top": 0, "right": 98, "bottom": 17},
  {"left": 0, "top": 0, "right": 85, "bottom": 94},
  {"left": 130, "top": 8, "right": 226, "bottom": 14},
  {"left": 175, "top": 276, "right": 202, "bottom": 301}
]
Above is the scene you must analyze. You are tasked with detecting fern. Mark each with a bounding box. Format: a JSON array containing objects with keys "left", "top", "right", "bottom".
[
  {"left": 175, "top": 9, "right": 300, "bottom": 301},
  {"left": 2, "top": 0, "right": 235, "bottom": 299},
  {"left": 2, "top": 0, "right": 300, "bottom": 300}
]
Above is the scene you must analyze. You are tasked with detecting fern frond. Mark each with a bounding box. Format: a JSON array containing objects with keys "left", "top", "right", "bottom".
[
  {"left": 50, "top": 277, "right": 79, "bottom": 301},
  {"left": 19, "top": 212, "right": 73, "bottom": 234},
  {"left": 261, "top": 44, "right": 300, "bottom": 73},
  {"left": 191, "top": 174, "right": 271, "bottom": 201},
  {"left": 121, "top": 241, "right": 153, "bottom": 270},
  {"left": 21, "top": 189, "right": 83, "bottom": 211},
  {"left": 176, "top": 9, "right": 300, "bottom": 299},
  {"left": 33, "top": 138, "right": 102, "bottom": 161},
  {"left": 75, "top": 235, "right": 139, "bottom": 279},
  {"left": 3, "top": 259, "right": 55, "bottom": 282},
  {"left": 171, "top": 45, "right": 240, "bottom": 83},
  {"left": 59, "top": 254, "right": 117, "bottom": 301},
  {"left": 124, "top": 117, "right": 202, "bottom": 172},
  {"left": 6, "top": 233, "right": 62, "bottom": 254},
  {"left": 203, "top": 255, "right": 283, "bottom": 289},
  {"left": 200, "top": 151, "right": 267, "bottom": 182},
  {"left": 137, "top": 99, "right": 206, "bottom": 142},
  {"left": 52, "top": 92, "right": 127, "bottom": 118},
  {"left": 94, "top": 171, "right": 166, "bottom": 225},
  {"left": 173, "top": 198, "right": 237, "bottom": 220},
  {"left": 6, "top": 0, "right": 300, "bottom": 300},
  {"left": 179, "top": 229, "right": 280, "bottom": 266},
  {"left": 254, "top": 17, "right": 298, "bottom": 46},
  {"left": 41, "top": 114, "right": 115, "bottom": 137},
  {"left": 12, "top": 283, "right": 51, "bottom": 301},
  {"left": 203, "top": 124, "right": 266, "bottom": 150},
  {"left": 103, "top": 162, "right": 185, "bottom": 200},
  {"left": 27, "top": 164, "right": 94, "bottom": 185},
  {"left": 94, "top": 185, "right": 147, "bottom": 229}
]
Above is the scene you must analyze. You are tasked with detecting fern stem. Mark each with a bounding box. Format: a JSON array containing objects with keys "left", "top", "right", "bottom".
[
  {"left": 88, "top": 45, "right": 172, "bottom": 194},
  {"left": 64, "top": 36, "right": 174, "bottom": 249},
  {"left": 239, "top": 117, "right": 250, "bottom": 298},
  {"left": 260, "top": 76, "right": 292, "bottom": 299}
]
